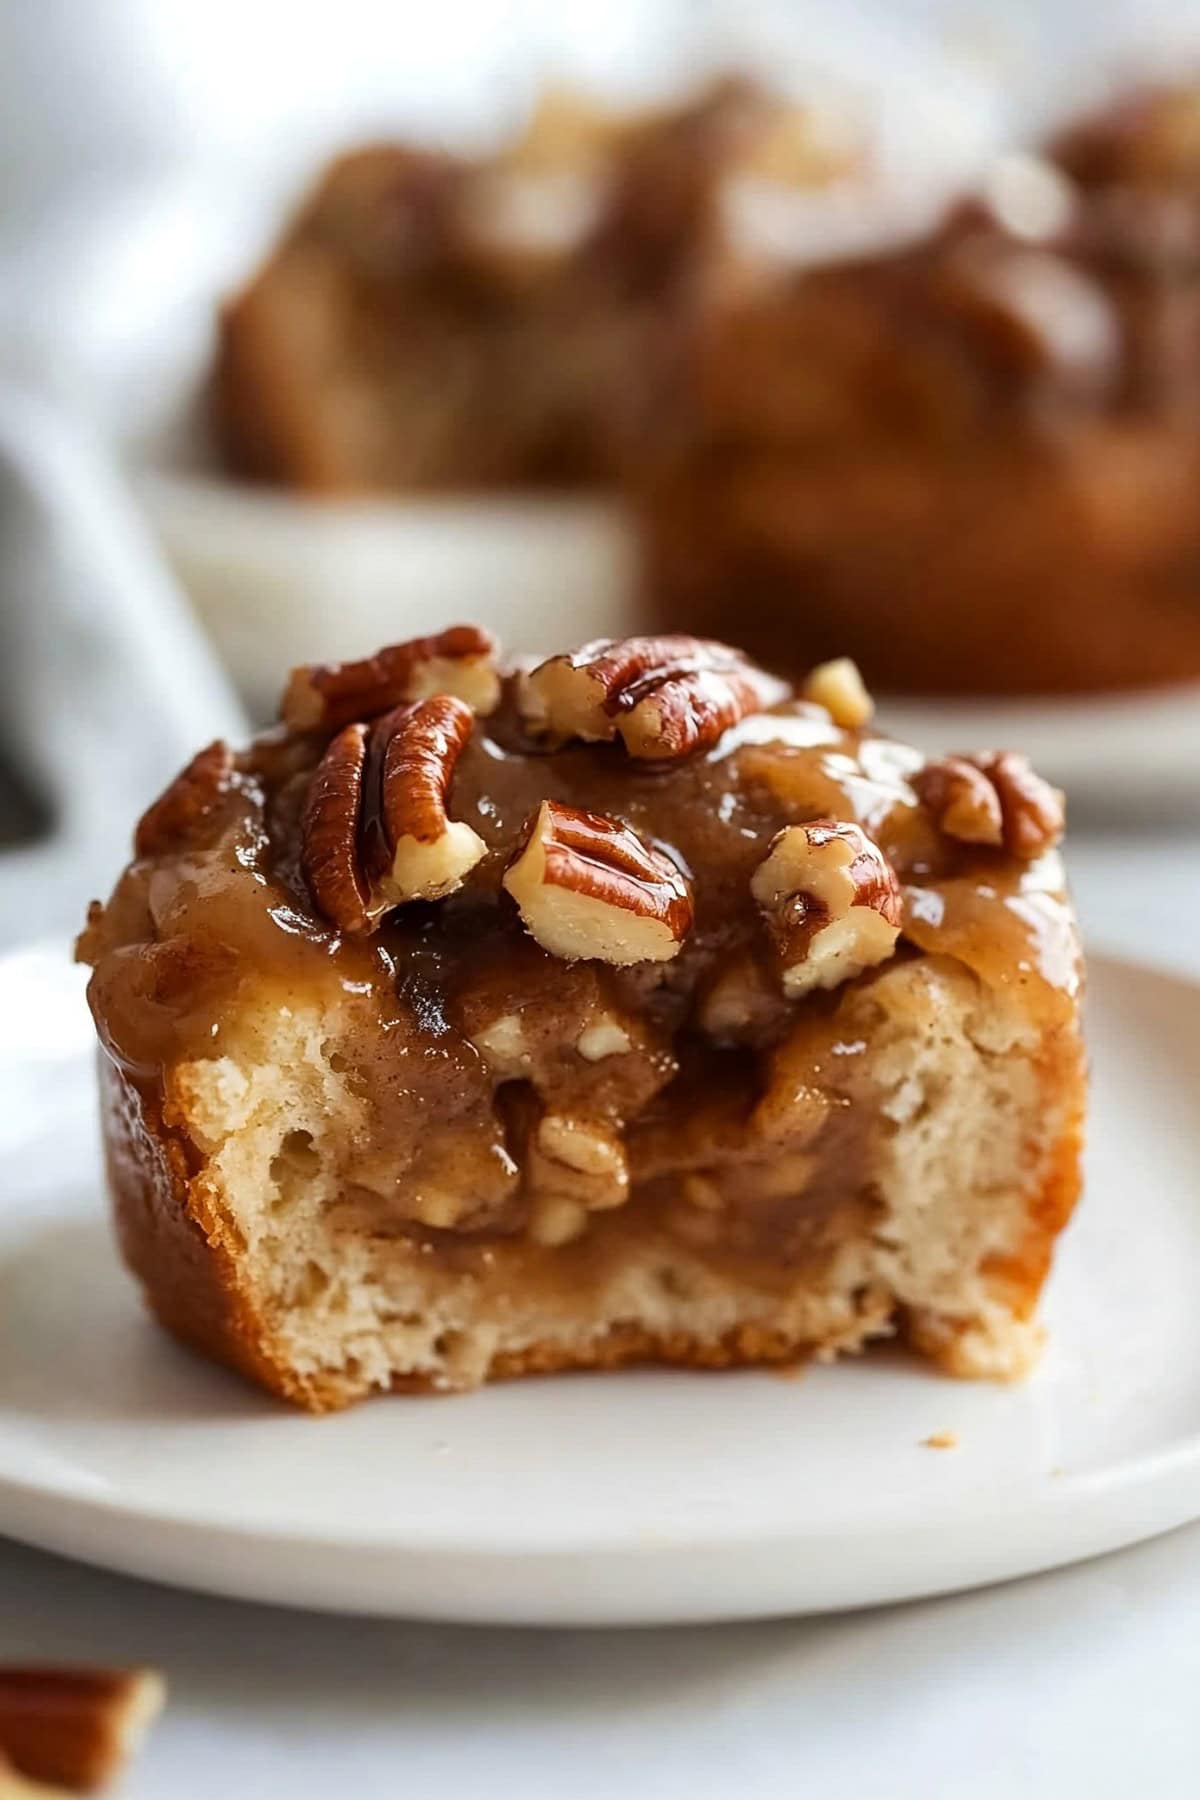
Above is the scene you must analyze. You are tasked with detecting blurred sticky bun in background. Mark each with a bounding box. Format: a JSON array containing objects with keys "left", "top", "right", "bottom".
[
  {"left": 215, "top": 76, "right": 864, "bottom": 494},
  {"left": 215, "top": 77, "right": 1200, "bottom": 698}
]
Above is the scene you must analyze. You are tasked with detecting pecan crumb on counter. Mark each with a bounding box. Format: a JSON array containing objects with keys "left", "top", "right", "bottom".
[{"left": 0, "top": 1667, "right": 165, "bottom": 1794}]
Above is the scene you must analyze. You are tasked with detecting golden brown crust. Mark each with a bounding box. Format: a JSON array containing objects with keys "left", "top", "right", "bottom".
[
  {"left": 0, "top": 1666, "right": 164, "bottom": 1793},
  {"left": 215, "top": 258, "right": 352, "bottom": 494},
  {"left": 904, "top": 1022, "right": 1086, "bottom": 1377},
  {"left": 101, "top": 1057, "right": 339, "bottom": 1409},
  {"left": 978, "top": 1037, "right": 1088, "bottom": 1305}
]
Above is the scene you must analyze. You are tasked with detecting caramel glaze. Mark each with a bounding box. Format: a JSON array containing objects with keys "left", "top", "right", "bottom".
[{"left": 79, "top": 681, "right": 1080, "bottom": 1294}]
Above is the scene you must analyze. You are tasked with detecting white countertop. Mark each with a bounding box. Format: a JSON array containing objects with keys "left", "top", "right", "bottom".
[
  {"left": 2, "top": 834, "right": 1198, "bottom": 1798},
  {"left": 4, "top": 1508, "right": 1200, "bottom": 1800}
]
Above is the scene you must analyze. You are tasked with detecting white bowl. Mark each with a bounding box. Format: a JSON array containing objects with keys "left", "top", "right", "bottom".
[{"left": 138, "top": 469, "right": 637, "bottom": 716}]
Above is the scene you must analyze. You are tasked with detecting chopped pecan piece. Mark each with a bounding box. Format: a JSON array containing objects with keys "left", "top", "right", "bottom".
[
  {"left": 915, "top": 751, "right": 1063, "bottom": 859},
  {"left": 503, "top": 799, "right": 693, "bottom": 963},
  {"left": 134, "top": 741, "right": 235, "bottom": 857},
  {"left": 504, "top": 1088, "right": 630, "bottom": 1246},
  {"left": 469, "top": 1010, "right": 530, "bottom": 1075},
  {"left": 282, "top": 625, "right": 499, "bottom": 731},
  {"left": 575, "top": 1013, "right": 633, "bottom": 1061},
  {"left": 752, "top": 818, "right": 902, "bottom": 997},
  {"left": 517, "top": 634, "right": 787, "bottom": 759},
  {"left": 534, "top": 1112, "right": 629, "bottom": 1211},
  {"left": 800, "top": 658, "right": 874, "bottom": 730},
  {"left": 0, "top": 1666, "right": 165, "bottom": 1793},
  {"left": 301, "top": 695, "right": 484, "bottom": 932}
]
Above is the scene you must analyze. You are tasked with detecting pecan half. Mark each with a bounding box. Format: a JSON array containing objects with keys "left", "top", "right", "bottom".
[
  {"left": 301, "top": 695, "right": 484, "bottom": 932},
  {"left": 282, "top": 625, "right": 499, "bottom": 731},
  {"left": 517, "top": 634, "right": 788, "bottom": 759},
  {"left": 914, "top": 751, "right": 1063, "bottom": 859},
  {"left": 751, "top": 818, "right": 902, "bottom": 997},
  {"left": 134, "top": 742, "right": 235, "bottom": 858},
  {"left": 0, "top": 1666, "right": 165, "bottom": 1793},
  {"left": 503, "top": 799, "right": 693, "bottom": 963},
  {"left": 911, "top": 755, "right": 1003, "bottom": 847}
]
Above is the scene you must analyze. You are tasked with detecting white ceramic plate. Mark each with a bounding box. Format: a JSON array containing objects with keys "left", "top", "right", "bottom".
[{"left": 1, "top": 942, "right": 1198, "bottom": 1626}]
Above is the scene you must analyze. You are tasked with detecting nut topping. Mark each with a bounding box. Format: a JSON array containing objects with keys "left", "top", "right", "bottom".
[
  {"left": 503, "top": 799, "right": 693, "bottom": 964},
  {"left": 911, "top": 756, "right": 1004, "bottom": 846},
  {"left": 282, "top": 625, "right": 499, "bottom": 732},
  {"left": 751, "top": 818, "right": 902, "bottom": 997},
  {"left": 0, "top": 1666, "right": 165, "bottom": 1793},
  {"left": 376, "top": 696, "right": 487, "bottom": 898},
  {"left": 800, "top": 658, "right": 874, "bottom": 730},
  {"left": 973, "top": 751, "right": 1065, "bottom": 858},
  {"left": 134, "top": 741, "right": 235, "bottom": 858},
  {"left": 517, "top": 634, "right": 788, "bottom": 759},
  {"left": 914, "top": 751, "right": 1064, "bottom": 859},
  {"left": 300, "top": 724, "right": 372, "bottom": 932},
  {"left": 301, "top": 695, "right": 484, "bottom": 932}
]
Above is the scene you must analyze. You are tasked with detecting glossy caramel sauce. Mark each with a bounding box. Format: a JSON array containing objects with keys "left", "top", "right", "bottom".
[{"left": 79, "top": 680, "right": 1081, "bottom": 1283}]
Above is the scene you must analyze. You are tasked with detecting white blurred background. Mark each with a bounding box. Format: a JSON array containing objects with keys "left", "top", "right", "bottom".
[{"left": 3, "top": 0, "right": 1198, "bottom": 425}]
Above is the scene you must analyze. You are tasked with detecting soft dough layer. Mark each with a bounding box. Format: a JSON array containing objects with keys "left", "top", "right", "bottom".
[{"left": 102, "top": 954, "right": 1083, "bottom": 1409}]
